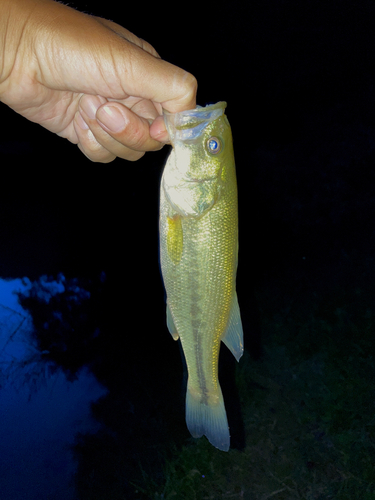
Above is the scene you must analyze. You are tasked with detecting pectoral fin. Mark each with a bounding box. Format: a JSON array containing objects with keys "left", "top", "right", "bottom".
[
  {"left": 221, "top": 293, "right": 244, "bottom": 362},
  {"left": 166, "top": 215, "right": 183, "bottom": 264},
  {"left": 167, "top": 303, "right": 179, "bottom": 341}
]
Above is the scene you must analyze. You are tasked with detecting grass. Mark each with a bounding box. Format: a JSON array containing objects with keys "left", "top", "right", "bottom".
[{"left": 133, "top": 256, "right": 375, "bottom": 499}]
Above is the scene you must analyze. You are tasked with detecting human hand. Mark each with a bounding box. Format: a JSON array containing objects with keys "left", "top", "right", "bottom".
[{"left": 0, "top": 0, "right": 197, "bottom": 162}]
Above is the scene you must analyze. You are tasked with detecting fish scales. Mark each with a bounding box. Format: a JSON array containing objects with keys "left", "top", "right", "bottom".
[{"left": 159, "top": 102, "right": 243, "bottom": 451}]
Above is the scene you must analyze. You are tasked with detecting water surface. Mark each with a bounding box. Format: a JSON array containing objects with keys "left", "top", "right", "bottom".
[{"left": 0, "top": 278, "right": 107, "bottom": 500}]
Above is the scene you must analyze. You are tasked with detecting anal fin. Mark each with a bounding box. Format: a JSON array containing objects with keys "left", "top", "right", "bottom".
[{"left": 221, "top": 293, "right": 244, "bottom": 361}]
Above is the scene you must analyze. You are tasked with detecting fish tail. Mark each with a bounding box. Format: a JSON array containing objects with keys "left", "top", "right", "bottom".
[{"left": 185, "top": 383, "right": 230, "bottom": 452}]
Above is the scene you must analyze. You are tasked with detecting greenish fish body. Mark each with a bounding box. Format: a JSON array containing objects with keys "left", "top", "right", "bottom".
[{"left": 159, "top": 102, "right": 243, "bottom": 451}]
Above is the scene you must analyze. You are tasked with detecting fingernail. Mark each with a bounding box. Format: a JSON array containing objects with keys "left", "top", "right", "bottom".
[
  {"left": 97, "top": 105, "right": 125, "bottom": 133},
  {"left": 79, "top": 95, "right": 105, "bottom": 120}
]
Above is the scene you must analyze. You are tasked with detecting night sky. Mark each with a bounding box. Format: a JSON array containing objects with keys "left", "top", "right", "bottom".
[{"left": 0, "top": 0, "right": 374, "bottom": 498}]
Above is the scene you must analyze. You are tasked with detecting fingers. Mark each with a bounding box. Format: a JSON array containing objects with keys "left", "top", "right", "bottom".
[
  {"left": 92, "top": 17, "right": 161, "bottom": 59},
  {"left": 34, "top": 4, "right": 197, "bottom": 115},
  {"left": 13, "top": 0, "right": 198, "bottom": 162},
  {"left": 149, "top": 116, "right": 169, "bottom": 143},
  {"left": 74, "top": 94, "right": 164, "bottom": 162},
  {"left": 159, "top": 68, "right": 198, "bottom": 114},
  {"left": 121, "top": 55, "right": 198, "bottom": 114}
]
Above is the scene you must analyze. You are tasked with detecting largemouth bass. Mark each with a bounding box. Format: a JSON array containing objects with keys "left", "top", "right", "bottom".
[{"left": 159, "top": 102, "right": 243, "bottom": 452}]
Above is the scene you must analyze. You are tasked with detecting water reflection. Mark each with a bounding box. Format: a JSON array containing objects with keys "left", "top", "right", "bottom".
[{"left": 0, "top": 277, "right": 107, "bottom": 500}]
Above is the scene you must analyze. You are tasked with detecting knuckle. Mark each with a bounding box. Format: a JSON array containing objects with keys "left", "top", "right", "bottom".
[
  {"left": 182, "top": 71, "right": 198, "bottom": 102},
  {"left": 122, "top": 120, "right": 148, "bottom": 150},
  {"left": 75, "top": 116, "right": 116, "bottom": 162},
  {"left": 78, "top": 146, "right": 116, "bottom": 163},
  {"left": 122, "top": 150, "right": 145, "bottom": 162},
  {"left": 78, "top": 136, "right": 116, "bottom": 163},
  {"left": 186, "top": 72, "right": 198, "bottom": 93}
]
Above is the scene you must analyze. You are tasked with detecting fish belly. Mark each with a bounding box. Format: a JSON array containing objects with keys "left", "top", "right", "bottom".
[{"left": 160, "top": 173, "right": 238, "bottom": 451}]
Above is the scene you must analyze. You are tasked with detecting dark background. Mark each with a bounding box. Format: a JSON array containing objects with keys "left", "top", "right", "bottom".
[
  {"left": 0, "top": 0, "right": 374, "bottom": 497},
  {"left": 1, "top": 0, "right": 374, "bottom": 282}
]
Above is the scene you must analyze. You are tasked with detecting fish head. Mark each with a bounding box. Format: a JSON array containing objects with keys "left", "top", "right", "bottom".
[{"left": 162, "top": 102, "right": 234, "bottom": 218}]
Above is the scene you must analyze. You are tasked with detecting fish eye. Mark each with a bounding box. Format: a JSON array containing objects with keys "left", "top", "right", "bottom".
[{"left": 206, "top": 136, "right": 222, "bottom": 155}]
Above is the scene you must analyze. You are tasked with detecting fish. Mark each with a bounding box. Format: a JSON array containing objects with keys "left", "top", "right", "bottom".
[{"left": 159, "top": 102, "right": 243, "bottom": 452}]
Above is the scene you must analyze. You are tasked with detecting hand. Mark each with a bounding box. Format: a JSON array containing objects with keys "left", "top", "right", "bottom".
[{"left": 0, "top": 0, "right": 197, "bottom": 162}]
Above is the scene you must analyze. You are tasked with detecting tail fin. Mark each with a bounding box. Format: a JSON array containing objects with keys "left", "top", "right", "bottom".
[{"left": 185, "top": 383, "right": 230, "bottom": 451}]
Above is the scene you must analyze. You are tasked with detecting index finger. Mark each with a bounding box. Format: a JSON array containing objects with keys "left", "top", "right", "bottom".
[
  {"left": 118, "top": 49, "right": 197, "bottom": 114},
  {"left": 155, "top": 63, "right": 198, "bottom": 113}
]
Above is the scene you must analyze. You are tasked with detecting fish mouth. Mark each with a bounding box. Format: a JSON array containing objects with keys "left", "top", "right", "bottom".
[{"left": 163, "top": 102, "right": 227, "bottom": 143}]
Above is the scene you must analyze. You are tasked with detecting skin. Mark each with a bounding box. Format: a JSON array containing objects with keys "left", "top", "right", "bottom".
[{"left": 0, "top": 0, "right": 197, "bottom": 162}]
